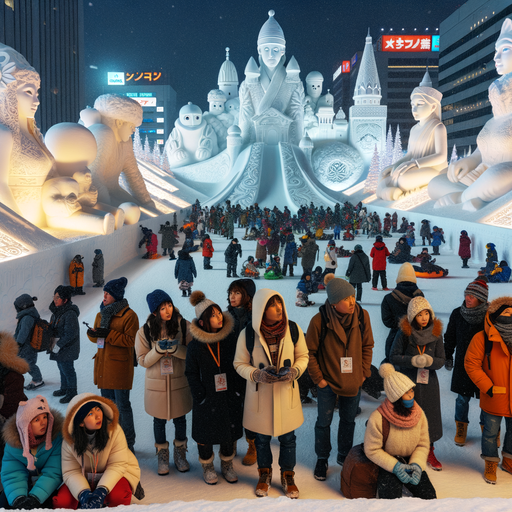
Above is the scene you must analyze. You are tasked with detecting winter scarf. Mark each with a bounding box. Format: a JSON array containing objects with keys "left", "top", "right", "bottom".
[
  {"left": 391, "top": 282, "right": 423, "bottom": 306},
  {"left": 99, "top": 298, "right": 129, "bottom": 329},
  {"left": 378, "top": 398, "right": 422, "bottom": 428},
  {"left": 326, "top": 298, "right": 359, "bottom": 340},
  {"left": 460, "top": 301, "right": 488, "bottom": 325},
  {"left": 495, "top": 316, "right": 512, "bottom": 348},
  {"left": 260, "top": 315, "right": 287, "bottom": 366},
  {"left": 410, "top": 321, "right": 435, "bottom": 346}
]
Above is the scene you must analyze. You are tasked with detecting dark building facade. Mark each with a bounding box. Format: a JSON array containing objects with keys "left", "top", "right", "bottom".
[{"left": 0, "top": 0, "right": 85, "bottom": 134}]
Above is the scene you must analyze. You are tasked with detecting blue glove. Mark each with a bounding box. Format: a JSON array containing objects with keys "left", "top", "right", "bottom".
[
  {"left": 158, "top": 339, "right": 178, "bottom": 351},
  {"left": 78, "top": 490, "right": 92, "bottom": 508},
  {"left": 85, "top": 487, "right": 108, "bottom": 509},
  {"left": 409, "top": 463, "right": 422, "bottom": 485},
  {"left": 393, "top": 461, "right": 412, "bottom": 484}
]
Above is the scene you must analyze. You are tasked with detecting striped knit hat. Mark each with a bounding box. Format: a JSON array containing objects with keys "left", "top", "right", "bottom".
[{"left": 464, "top": 278, "right": 489, "bottom": 304}]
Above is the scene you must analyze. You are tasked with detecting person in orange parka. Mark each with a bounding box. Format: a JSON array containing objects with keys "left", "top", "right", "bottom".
[
  {"left": 370, "top": 235, "right": 391, "bottom": 291},
  {"left": 69, "top": 255, "right": 85, "bottom": 295},
  {"left": 465, "top": 296, "right": 512, "bottom": 484},
  {"left": 202, "top": 234, "right": 214, "bottom": 270}
]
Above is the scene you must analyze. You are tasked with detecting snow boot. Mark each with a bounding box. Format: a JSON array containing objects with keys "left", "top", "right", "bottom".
[
  {"left": 454, "top": 421, "right": 468, "bottom": 446},
  {"left": 219, "top": 452, "right": 238, "bottom": 483},
  {"left": 53, "top": 388, "right": 67, "bottom": 397},
  {"left": 182, "top": 290, "right": 187, "bottom": 297},
  {"left": 242, "top": 438, "right": 257, "bottom": 466},
  {"left": 314, "top": 459, "right": 328, "bottom": 481},
  {"left": 484, "top": 459, "right": 498, "bottom": 484},
  {"left": 76, "top": 286, "right": 86, "bottom": 295},
  {"left": 281, "top": 470, "right": 299, "bottom": 499},
  {"left": 60, "top": 388, "right": 77, "bottom": 404},
  {"left": 173, "top": 439, "right": 190, "bottom": 473},
  {"left": 199, "top": 454, "right": 218, "bottom": 485},
  {"left": 187, "top": 288, "right": 192, "bottom": 297},
  {"left": 255, "top": 468, "right": 272, "bottom": 497},
  {"left": 502, "top": 454, "right": 512, "bottom": 475},
  {"left": 155, "top": 442, "right": 169, "bottom": 475},
  {"left": 427, "top": 445, "right": 442, "bottom": 471}
]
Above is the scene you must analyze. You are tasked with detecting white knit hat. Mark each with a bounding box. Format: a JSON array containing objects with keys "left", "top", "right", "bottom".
[
  {"left": 190, "top": 290, "right": 217, "bottom": 320},
  {"left": 396, "top": 262, "right": 417, "bottom": 284},
  {"left": 379, "top": 363, "right": 415, "bottom": 403},
  {"left": 407, "top": 296, "right": 435, "bottom": 323}
]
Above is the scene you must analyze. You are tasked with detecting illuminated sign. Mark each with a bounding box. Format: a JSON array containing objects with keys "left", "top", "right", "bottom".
[
  {"left": 107, "top": 72, "right": 125, "bottom": 85},
  {"left": 132, "top": 97, "right": 157, "bottom": 107},
  {"left": 432, "top": 35, "right": 440, "bottom": 52},
  {"left": 125, "top": 72, "right": 163, "bottom": 84},
  {"left": 157, "top": 139, "right": 164, "bottom": 145},
  {"left": 333, "top": 66, "right": 342, "bottom": 81},
  {"left": 157, "top": 106, "right": 164, "bottom": 112},
  {"left": 342, "top": 61, "right": 351, "bottom": 73},
  {"left": 157, "top": 118, "right": 164, "bottom": 123},
  {"left": 381, "top": 35, "right": 433, "bottom": 52},
  {"left": 351, "top": 53, "right": 358, "bottom": 67},
  {"left": 157, "top": 129, "right": 164, "bottom": 134}
]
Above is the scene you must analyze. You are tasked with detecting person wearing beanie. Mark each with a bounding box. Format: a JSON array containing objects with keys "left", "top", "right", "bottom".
[
  {"left": 420, "top": 219, "right": 431, "bottom": 246},
  {"left": 0, "top": 396, "right": 64, "bottom": 509},
  {"left": 135, "top": 289, "right": 192, "bottom": 476},
  {"left": 306, "top": 273, "right": 374, "bottom": 481},
  {"left": 444, "top": 278, "right": 489, "bottom": 448},
  {"left": 92, "top": 249, "right": 105, "bottom": 287},
  {"left": 13, "top": 294, "right": 44, "bottom": 391},
  {"left": 458, "top": 230, "right": 471, "bottom": 268},
  {"left": 53, "top": 393, "right": 144, "bottom": 509},
  {"left": 48, "top": 286, "right": 81, "bottom": 404},
  {"left": 175, "top": 250, "right": 197, "bottom": 297},
  {"left": 346, "top": 244, "right": 371, "bottom": 302},
  {"left": 381, "top": 263, "right": 424, "bottom": 361},
  {"left": 234, "top": 289, "right": 309, "bottom": 498},
  {"left": 390, "top": 296, "right": 445, "bottom": 471},
  {"left": 159, "top": 221, "right": 179, "bottom": 259},
  {"left": 388, "top": 236, "right": 413, "bottom": 265},
  {"left": 282, "top": 233, "right": 298, "bottom": 277},
  {"left": 299, "top": 236, "right": 319, "bottom": 275},
  {"left": 68, "top": 255, "right": 85, "bottom": 296},
  {"left": 185, "top": 291, "right": 244, "bottom": 485},
  {"left": 370, "top": 235, "right": 390, "bottom": 291},
  {"left": 86, "top": 277, "right": 138, "bottom": 452},
  {"left": 295, "top": 270, "right": 315, "bottom": 307},
  {"left": 225, "top": 238, "right": 243, "bottom": 278},
  {"left": 431, "top": 226, "right": 444, "bottom": 256},
  {"left": 362, "top": 364, "right": 436, "bottom": 500},
  {"left": 202, "top": 233, "right": 214, "bottom": 269},
  {"left": 465, "top": 296, "right": 512, "bottom": 484},
  {"left": 323, "top": 240, "right": 338, "bottom": 277},
  {"left": 487, "top": 260, "right": 512, "bottom": 283}
]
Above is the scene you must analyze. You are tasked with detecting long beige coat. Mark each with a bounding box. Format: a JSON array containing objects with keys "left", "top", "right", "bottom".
[
  {"left": 135, "top": 318, "right": 193, "bottom": 420},
  {"left": 234, "top": 288, "right": 309, "bottom": 437}
]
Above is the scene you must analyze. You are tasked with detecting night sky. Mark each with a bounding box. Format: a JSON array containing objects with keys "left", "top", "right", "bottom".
[{"left": 84, "top": 0, "right": 463, "bottom": 110}]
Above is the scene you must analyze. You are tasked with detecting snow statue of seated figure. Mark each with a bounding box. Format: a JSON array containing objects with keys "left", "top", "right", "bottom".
[
  {"left": 429, "top": 18, "right": 512, "bottom": 211},
  {"left": 166, "top": 102, "right": 219, "bottom": 167},
  {"left": 238, "top": 10, "right": 304, "bottom": 145},
  {"left": 376, "top": 70, "right": 447, "bottom": 201},
  {"left": 203, "top": 89, "right": 234, "bottom": 151},
  {"left": 305, "top": 71, "right": 324, "bottom": 113},
  {"left": 83, "top": 93, "right": 158, "bottom": 218}
]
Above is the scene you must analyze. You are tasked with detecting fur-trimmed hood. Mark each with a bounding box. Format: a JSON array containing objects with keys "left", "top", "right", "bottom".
[
  {"left": 487, "top": 296, "right": 512, "bottom": 316},
  {"left": 62, "top": 393, "right": 119, "bottom": 445},
  {"left": 399, "top": 316, "right": 443, "bottom": 338},
  {"left": 2, "top": 408, "right": 63, "bottom": 449},
  {"left": 189, "top": 311, "right": 234, "bottom": 344},
  {"left": 0, "top": 331, "right": 30, "bottom": 375}
]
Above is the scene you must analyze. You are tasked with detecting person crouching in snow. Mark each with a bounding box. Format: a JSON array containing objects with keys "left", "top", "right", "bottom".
[
  {"left": 296, "top": 271, "right": 315, "bottom": 307},
  {"left": 0, "top": 396, "right": 63, "bottom": 509},
  {"left": 363, "top": 364, "right": 436, "bottom": 499},
  {"left": 53, "top": 393, "right": 144, "bottom": 508}
]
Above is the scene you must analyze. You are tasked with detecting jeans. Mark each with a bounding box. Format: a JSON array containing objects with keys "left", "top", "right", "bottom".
[
  {"left": 481, "top": 411, "right": 512, "bottom": 459},
  {"left": 101, "top": 389, "right": 135, "bottom": 449},
  {"left": 315, "top": 384, "right": 361, "bottom": 460},
  {"left": 154, "top": 415, "right": 187, "bottom": 444},
  {"left": 352, "top": 282, "right": 362, "bottom": 302},
  {"left": 372, "top": 270, "right": 387, "bottom": 289},
  {"left": 255, "top": 430, "right": 296, "bottom": 471},
  {"left": 18, "top": 343, "right": 42, "bottom": 382},
  {"left": 57, "top": 360, "right": 77, "bottom": 390},
  {"left": 203, "top": 256, "right": 211, "bottom": 269}
]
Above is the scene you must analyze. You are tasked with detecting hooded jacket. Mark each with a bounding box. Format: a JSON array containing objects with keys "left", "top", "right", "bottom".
[
  {"left": 1, "top": 409, "right": 63, "bottom": 506},
  {"left": 14, "top": 305, "right": 40, "bottom": 347},
  {"left": 370, "top": 241, "right": 390, "bottom": 271},
  {"left": 202, "top": 237, "right": 214, "bottom": 258},
  {"left": 233, "top": 289, "right": 309, "bottom": 437},
  {"left": 49, "top": 300, "right": 80, "bottom": 362}
]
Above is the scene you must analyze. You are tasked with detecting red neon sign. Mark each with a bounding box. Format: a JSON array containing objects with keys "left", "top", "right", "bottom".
[{"left": 381, "top": 35, "right": 432, "bottom": 52}]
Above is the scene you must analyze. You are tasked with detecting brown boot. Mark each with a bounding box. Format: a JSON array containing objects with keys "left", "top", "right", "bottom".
[
  {"left": 484, "top": 459, "right": 498, "bottom": 484},
  {"left": 502, "top": 455, "right": 512, "bottom": 475},
  {"left": 242, "top": 438, "right": 257, "bottom": 466},
  {"left": 454, "top": 421, "right": 468, "bottom": 446},
  {"left": 255, "top": 468, "right": 272, "bottom": 497},
  {"left": 155, "top": 442, "right": 169, "bottom": 475},
  {"left": 281, "top": 470, "right": 299, "bottom": 499},
  {"left": 173, "top": 438, "right": 190, "bottom": 473}
]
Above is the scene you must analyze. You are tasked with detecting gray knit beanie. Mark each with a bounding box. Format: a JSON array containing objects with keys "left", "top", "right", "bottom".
[{"left": 325, "top": 273, "right": 355, "bottom": 304}]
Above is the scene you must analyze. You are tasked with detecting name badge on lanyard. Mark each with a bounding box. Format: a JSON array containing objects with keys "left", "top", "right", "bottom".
[
  {"left": 97, "top": 338, "right": 105, "bottom": 349},
  {"left": 215, "top": 373, "right": 227, "bottom": 392},
  {"left": 417, "top": 368, "right": 429, "bottom": 385},
  {"left": 161, "top": 357, "right": 173, "bottom": 375},
  {"left": 340, "top": 357, "right": 353, "bottom": 373}
]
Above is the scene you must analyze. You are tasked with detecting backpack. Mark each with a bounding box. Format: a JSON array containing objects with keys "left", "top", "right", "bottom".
[
  {"left": 245, "top": 319, "right": 299, "bottom": 361},
  {"left": 340, "top": 416, "right": 390, "bottom": 499},
  {"left": 30, "top": 318, "right": 53, "bottom": 352}
]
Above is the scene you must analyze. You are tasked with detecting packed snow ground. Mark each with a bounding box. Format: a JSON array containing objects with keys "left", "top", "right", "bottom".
[{"left": 23, "top": 228, "right": 512, "bottom": 510}]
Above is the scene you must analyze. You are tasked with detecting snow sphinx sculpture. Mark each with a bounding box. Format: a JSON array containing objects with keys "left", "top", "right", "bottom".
[
  {"left": 376, "top": 70, "right": 447, "bottom": 201},
  {"left": 429, "top": 18, "right": 512, "bottom": 211}
]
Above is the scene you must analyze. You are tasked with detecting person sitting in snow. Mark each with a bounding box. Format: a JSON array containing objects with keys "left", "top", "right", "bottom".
[
  {"left": 296, "top": 271, "right": 315, "bottom": 307},
  {"left": 487, "top": 260, "right": 511, "bottom": 283}
]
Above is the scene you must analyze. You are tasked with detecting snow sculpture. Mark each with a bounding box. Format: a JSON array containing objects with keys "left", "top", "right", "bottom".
[
  {"left": 376, "top": 70, "right": 447, "bottom": 201},
  {"left": 305, "top": 71, "right": 324, "bottom": 112},
  {"left": 238, "top": 10, "right": 304, "bottom": 145},
  {"left": 165, "top": 102, "right": 219, "bottom": 167},
  {"left": 85, "top": 93, "right": 157, "bottom": 218},
  {"left": 225, "top": 98, "right": 240, "bottom": 126},
  {"left": 204, "top": 89, "right": 234, "bottom": 151},
  {"left": 429, "top": 18, "right": 512, "bottom": 211}
]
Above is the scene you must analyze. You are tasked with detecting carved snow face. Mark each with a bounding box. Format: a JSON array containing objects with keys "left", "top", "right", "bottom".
[
  {"left": 17, "top": 81, "right": 39, "bottom": 120},
  {"left": 258, "top": 44, "right": 285, "bottom": 69},
  {"left": 410, "top": 94, "right": 436, "bottom": 121},
  {"left": 116, "top": 120, "right": 135, "bottom": 142},
  {"left": 180, "top": 111, "right": 202, "bottom": 127},
  {"left": 495, "top": 41, "right": 512, "bottom": 76},
  {"left": 307, "top": 81, "right": 323, "bottom": 99},
  {"left": 208, "top": 101, "right": 225, "bottom": 115}
]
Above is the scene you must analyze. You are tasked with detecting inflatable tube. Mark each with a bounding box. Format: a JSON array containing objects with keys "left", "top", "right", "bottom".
[{"left": 413, "top": 266, "right": 449, "bottom": 278}]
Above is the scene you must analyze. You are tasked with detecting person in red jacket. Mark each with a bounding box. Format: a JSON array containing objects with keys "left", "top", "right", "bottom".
[
  {"left": 370, "top": 235, "right": 391, "bottom": 291},
  {"left": 202, "top": 234, "right": 214, "bottom": 270},
  {"left": 458, "top": 230, "right": 471, "bottom": 269}
]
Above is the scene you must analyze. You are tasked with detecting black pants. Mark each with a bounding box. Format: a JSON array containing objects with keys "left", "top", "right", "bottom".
[
  {"left": 0, "top": 489, "right": 56, "bottom": 509},
  {"left": 227, "top": 262, "right": 237, "bottom": 276},
  {"left": 283, "top": 263, "right": 294, "bottom": 276},
  {"left": 352, "top": 282, "right": 363, "bottom": 302},
  {"left": 372, "top": 270, "right": 387, "bottom": 289},
  {"left": 432, "top": 246, "right": 440, "bottom": 255},
  {"left": 377, "top": 466, "right": 436, "bottom": 499},
  {"left": 462, "top": 258, "right": 469, "bottom": 267},
  {"left": 245, "top": 428, "right": 256, "bottom": 441},
  {"left": 198, "top": 441, "right": 234, "bottom": 461}
]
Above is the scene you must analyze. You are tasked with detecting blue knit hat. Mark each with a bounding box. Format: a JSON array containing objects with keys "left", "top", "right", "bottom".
[
  {"left": 147, "top": 289, "right": 173, "bottom": 313},
  {"left": 94, "top": 249, "right": 102, "bottom": 255},
  {"left": 103, "top": 277, "right": 128, "bottom": 301}
]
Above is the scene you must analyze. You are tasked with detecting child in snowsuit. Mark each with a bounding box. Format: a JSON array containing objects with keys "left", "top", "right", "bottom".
[
  {"left": 487, "top": 260, "right": 511, "bottom": 283},
  {"left": 431, "top": 227, "right": 444, "bottom": 256},
  {"left": 175, "top": 250, "right": 197, "bottom": 297},
  {"left": 311, "top": 266, "right": 324, "bottom": 293},
  {"left": 458, "top": 231, "right": 471, "bottom": 268},
  {"left": 92, "top": 249, "right": 105, "bottom": 287},
  {"left": 225, "top": 238, "right": 242, "bottom": 278},
  {"left": 296, "top": 271, "right": 315, "bottom": 307},
  {"left": 202, "top": 234, "right": 214, "bottom": 269}
]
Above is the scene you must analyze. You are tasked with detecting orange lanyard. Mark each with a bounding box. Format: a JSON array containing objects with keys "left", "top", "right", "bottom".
[
  {"left": 207, "top": 342, "right": 221, "bottom": 369},
  {"left": 417, "top": 345, "right": 426, "bottom": 356}
]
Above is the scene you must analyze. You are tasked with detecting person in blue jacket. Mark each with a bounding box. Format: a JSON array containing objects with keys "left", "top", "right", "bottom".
[
  {"left": 283, "top": 234, "right": 298, "bottom": 277},
  {"left": 0, "top": 395, "right": 63, "bottom": 509},
  {"left": 487, "top": 260, "right": 511, "bottom": 283},
  {"left": 430, "top": 227, "right": 444, "bottom": 256},
  {"left": 175, "top": 250, "right": 197, "bottom": 297}
]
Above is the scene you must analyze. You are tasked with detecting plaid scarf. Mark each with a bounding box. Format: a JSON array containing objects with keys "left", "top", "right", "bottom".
[
  {"left": 260, "top": 316, "right": 287, "bottom": 366},
  {"left": 99, "top": 298, "right": 129, "bottom": 329}
]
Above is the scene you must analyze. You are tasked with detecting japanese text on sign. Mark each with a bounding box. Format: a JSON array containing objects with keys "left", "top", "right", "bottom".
[
  {"left": 125, "top": 72, "right": 163, "bottom": 83},
  {"left": 381, "top": 35, "right": 432, "bottom": 52}
]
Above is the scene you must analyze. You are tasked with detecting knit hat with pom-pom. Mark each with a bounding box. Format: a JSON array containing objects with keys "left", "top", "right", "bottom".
[
  {"left": 324, "top": 273, "right": 355, "bottom": 305},
  {"left": 379, "top": 363, "right": 415, "bottom": 403},
  {"left": 190, "top": 290, "right": 217, "bottom": 320}
]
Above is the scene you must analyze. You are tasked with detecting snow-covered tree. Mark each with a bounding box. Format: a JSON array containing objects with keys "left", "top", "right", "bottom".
[
  {"left": 152, "top": 142, "right": 161, "bottom": 166},
  {"left": 392, "top": 125, "right": 403, "bottom": 164},
  {"left": 133, "top": 127, "right": 143, "bottom": 159},
  {"left": 143, "top": 135, "right": 151, "bottom": 162},
  {"left": 382, "top": 125, "right": 394, "bottom": 169},
  {"left": 364, "top": 145, "right": 380, "bottom": 194},
  {"left": 450, "top": 144, "right": 458, "bottom": 164}
]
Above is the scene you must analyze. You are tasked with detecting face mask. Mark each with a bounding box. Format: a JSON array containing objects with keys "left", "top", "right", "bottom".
[{"left": 402, "top": 398, "right": 414, "bottom": 408}]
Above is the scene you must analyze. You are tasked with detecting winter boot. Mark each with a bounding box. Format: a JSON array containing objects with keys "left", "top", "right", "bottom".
[
  {"left": 199, "top": 454, "right": 218, "bottom": 485},
  {"left": 255, "top": 468, "right": 272, "bottom": 497},
  {"left": 155, "top": 442, "right": 170, "bottom": 475},
  {"left": 242, "top": 438, "right": 257, "bottom": 466},
  {"left": 60, "top": 388, "right": 77, "bottom": 404},
  {"left": 281, "top": 470, "right": 299, "bottom": 499},
  {"left": 173, "top": 439, "right": 190, "bottom": 473},
  {"left": 169, "top": 251, "right": 176, "bottom": 260},
  {"left": 53, "top": 388, "right": 67, "bottom": 397},
  {"left": 427, "top": 445, "right": 442, "bottom": 471},
  {"left": 454, "top": 421, "right": 468, "bottom": 446},
  {"left": 163, "top": 249, "right": 168, "bottom": 256},
  {"left": 502, "top": 454, "right": 512, "bottom": 475},
  {"left": 187, "top": 288, "right": 192, "bottom": 297},
  {"left": 314, "top": 459, "right": 328, "bottom": 481},
  {"left": 219, "top": 452, "right": 238, "bottom": 483},
  {"left": 182, "top": 290, "right": 187, "bottom": 297},
  {"left": 484, "top": 459, "right": 498, "bottom": 484},
  {"left": 77, "top": 287, "right": 86, "bottom": 295}
]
